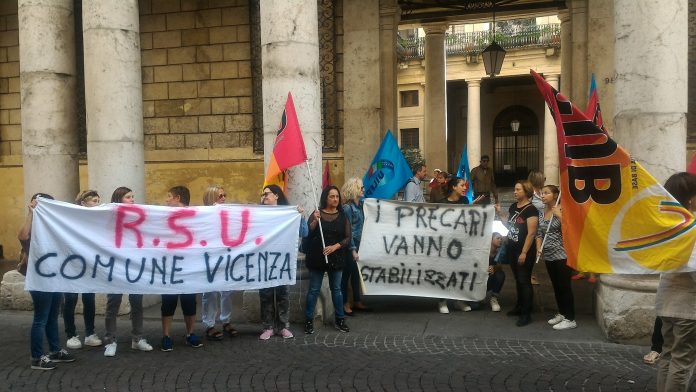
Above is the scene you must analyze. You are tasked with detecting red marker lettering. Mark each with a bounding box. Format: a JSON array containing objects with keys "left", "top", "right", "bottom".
[
  {"left": 115, "top": 205, "right": 147, "bottom": 248},
  {"left": 166, "top": 209, "right": 197, "bottom": 249},
  {"left": 220, "top": 209, "right": 250, "bottom": 247}
]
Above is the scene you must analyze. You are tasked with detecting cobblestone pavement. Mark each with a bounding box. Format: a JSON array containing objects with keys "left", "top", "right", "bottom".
[{"left": 0, "top": 308, "right": 661, "bottom": 392}]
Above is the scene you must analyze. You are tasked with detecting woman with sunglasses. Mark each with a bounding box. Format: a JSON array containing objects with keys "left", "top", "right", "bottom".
[
  {"left": 258, "top": 185, "right": 308, "bottom": 340},
  {"left": 62, "top": 190, "right": 103, "bottom": 350},
  {"left": 200, "top": 186, "right": 239, "bottom": 341}
]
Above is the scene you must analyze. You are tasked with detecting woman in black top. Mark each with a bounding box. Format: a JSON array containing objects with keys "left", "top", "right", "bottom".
[
  {"left": 438, "top": 177, "right": 485, "bottom": 205},
  {"left": 495, "top": 180, "right": 539, "bottom": 327},
  {"left": 304, "top": 186, "right": 352, "bottom": 334}
]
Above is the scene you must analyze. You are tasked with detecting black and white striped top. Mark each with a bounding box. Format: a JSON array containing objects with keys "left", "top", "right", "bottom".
[{"left": 537, "top": 210, "right": 567, "bottom": 261}]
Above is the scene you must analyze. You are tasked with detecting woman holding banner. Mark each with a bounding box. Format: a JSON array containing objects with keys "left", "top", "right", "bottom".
[
  {"left": 20, "top": 193, "right": 76, "bottom": 370},
  {"left": 258, "top": 184, "right": 308, "bottom": 340},
  {"left": 103, "top": 187, "right": 153, "bottom": 357},
  {"left": 495, "top": 180, "right": 538, "bottom": 327},
  {"left": 304, "top": 186, "right": 351, "bottom": 334},
  {"left": 62, "top": 190, "right": 103, "bottom": 350},
  {"left": 656, "top": 172, "right": 696, "bottom": 391},
  {"left": 200, "top": 186, "right": 238, "bottom": 342},
  {"left": 340, "top": 178, "right": 370, "bottom": 316},
  {"left": 535, "top": 185, "right": 576, "bottom": 330}
]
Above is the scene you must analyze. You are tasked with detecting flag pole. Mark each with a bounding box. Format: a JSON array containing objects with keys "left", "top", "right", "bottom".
[
  {"left": 304, "top": 160, "right": 329, "bottom": 264},
  {"left": 536, "top": 186, "right": 562, "bottom": 264}
]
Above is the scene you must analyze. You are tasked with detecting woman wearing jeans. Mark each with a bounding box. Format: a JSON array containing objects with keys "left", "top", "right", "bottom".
[
  {"left": 304, "top": 186, "right": 352, "bottom": 334},
  {"left": 20, "top": 193, "right": 76, "bottom": 370},
  {"left": 63, "top": 190, "right": 103, "bottom": 350},
  {"left": 340, "top": 178, "right": 369, "bottom": 316}
]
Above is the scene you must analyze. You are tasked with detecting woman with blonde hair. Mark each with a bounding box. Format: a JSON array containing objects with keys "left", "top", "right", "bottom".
[
  {"left": 340, "top": 178, "right": 370, "bottom": 316},
  {"left": 200, "top": 186, "right": 238, "bottom": 341}
]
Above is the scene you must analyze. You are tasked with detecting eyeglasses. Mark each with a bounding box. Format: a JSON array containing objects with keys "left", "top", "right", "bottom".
[
  {"left": 261, "top": 192, "right": 274, "bottom": 198},
  {"left": 218, "top": 193, "right": 226, "bottom": 199}
]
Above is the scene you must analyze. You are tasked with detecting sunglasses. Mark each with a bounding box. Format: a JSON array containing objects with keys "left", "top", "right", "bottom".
[{"left": 218, "top": 193, "right": 226, "bottom": 199}]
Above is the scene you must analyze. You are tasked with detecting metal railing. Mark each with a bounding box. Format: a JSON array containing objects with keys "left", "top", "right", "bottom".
[{"left": 398, "top": 23, "right": 561, "bottom": 61}]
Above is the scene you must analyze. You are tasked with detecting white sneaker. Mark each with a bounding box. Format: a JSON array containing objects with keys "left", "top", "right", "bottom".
[
  {"left": 66, "top": 336, "right": 82, "bottom": 350},
  {"left": 438, "top": 300, "right": 449, "bottom": 314},
  {"left": 490, "top": 297, "right": 501, "bottom": 312},
  {"left": 131, "top": 338, "right": 153, "bottom": 351},
  {"left": 553, "top": 319, "right": 577, "bottom": 330},
  {"left": 548, "top": 313, "right": 565, "bottom": 325},
  {"left": 104, "top": 342, "right": 117, "bottom": 357},
  {"left": 84, "top": 334, "right": 102, "bottom": 347},
  {"left": 453, "top": 301, "right": 472, "bottom": 312}
]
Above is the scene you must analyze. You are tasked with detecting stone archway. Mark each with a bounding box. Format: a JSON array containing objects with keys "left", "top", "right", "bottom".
[{"left": 492, "top": 105, "right": 540, "bottom": 187}]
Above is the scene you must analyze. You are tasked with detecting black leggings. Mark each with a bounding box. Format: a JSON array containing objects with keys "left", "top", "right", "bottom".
[
  {"left": 508, "top": 246, "right": 536, "bottom": 315},
  {"left": 651, "top": 317, "right": 663, "bottom": 353},
  {"left": 545, "top": 259, "right": 575, "bottom": 321},
  {"left": 161, "top": 294, "right": 197, "bottom": 317}
]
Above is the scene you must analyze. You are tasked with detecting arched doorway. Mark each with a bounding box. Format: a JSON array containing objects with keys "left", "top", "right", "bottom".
[{"left": 493, "top": 105, "right": 540, "bottom": 187}]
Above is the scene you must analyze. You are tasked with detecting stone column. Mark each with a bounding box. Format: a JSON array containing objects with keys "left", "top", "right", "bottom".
[
  {"left": 466, "top": 79, "right": 481, "bottom": 168},
  {"left": 423, "top": 23, "right": 448, "bottom": 172},
  {"left": 260, "top": 0, "right": 322, "bottom": 212},
  {"left": 343, "top": 0, "right": 381, "bottom": 180},
  {"left": 570, "top": 0, "right": 588, "bottom": 108},
  {"left": 83, "top": 1, "right": 145, "bottom": 202},
  {"left": 543, "top": 74, "right": 559, "bottom": 185},
  {"left": 18, "top": 0, "right": 79, "bottom": 203},
  {"left": 595, "top": 0, "right": 688, "bottom": 343},
  {"left": 379, "top": 0, "right": 400, "bottom": 136},
  {"left": 559, "top": 9, "right": 572, "bottom": 97}
]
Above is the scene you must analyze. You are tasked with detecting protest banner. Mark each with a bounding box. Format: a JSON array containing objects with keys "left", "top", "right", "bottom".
[
  {"left": 26, "top": 198, "right": 301, "bottom": 294},
  {"left": 358, "top": 199, "right": 493, "bottom": 301}
]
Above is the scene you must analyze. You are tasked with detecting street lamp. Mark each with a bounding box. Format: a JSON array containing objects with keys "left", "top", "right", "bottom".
[
  {"left": 482, "top": 3, "right": 506, "bottom": 77},
  {"left": 510, "top": 119, "right": 520, "bottom": 133}
]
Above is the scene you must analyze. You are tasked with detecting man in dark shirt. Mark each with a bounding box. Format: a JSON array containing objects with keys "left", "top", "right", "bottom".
[{"left": 470, "top": 155, "right": 498, "bottom": 205}]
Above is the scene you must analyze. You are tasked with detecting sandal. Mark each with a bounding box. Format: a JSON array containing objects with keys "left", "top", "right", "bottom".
[
  {"left": 205, "top": 327, "right": 224, "bottom": 341},
  {"left": 222, "top": 323, "right": 239, "bottom": 338}
]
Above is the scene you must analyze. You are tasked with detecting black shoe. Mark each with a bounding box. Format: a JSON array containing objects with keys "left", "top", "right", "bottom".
[
  {"left": 516, "top": 314, "right": 532, "bottom": 327},
  {"left": 30, "top": 355, "right": 56, "bottom": 370},
  {"left": 304, "top": 319, "right": 314, "bottom": 335},
  {"left": 48, "top": 349, "right": 75, "bottom": 363},
  {"left": 335, "top": 318, "right": 350, "bottom": 333},
  {"left": 507, "top": 308, "right": 522, "bottom": 317}
]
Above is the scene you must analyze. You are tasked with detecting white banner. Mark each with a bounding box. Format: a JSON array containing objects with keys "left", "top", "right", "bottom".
[
  {"left": 26, "top": 198, "right": 300, "bottom": 294},
  {"left": 359, "top": 199, "right": 493, "bottom": 301}
]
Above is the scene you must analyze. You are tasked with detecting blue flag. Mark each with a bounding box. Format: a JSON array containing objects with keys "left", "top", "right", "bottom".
[
  {"left": 456, "top": 145, "right": 475, "bottom": 203},
  {"left": 363, "top": 130, "right": 413, "bottom": 199}
]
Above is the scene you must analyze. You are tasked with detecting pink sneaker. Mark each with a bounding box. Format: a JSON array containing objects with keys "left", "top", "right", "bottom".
[
  {"left": 279, "top": 328, "right": 294, "bottom": 339},
  {"left": 259, "top": 329, "right": 273, "bottom": 341}
]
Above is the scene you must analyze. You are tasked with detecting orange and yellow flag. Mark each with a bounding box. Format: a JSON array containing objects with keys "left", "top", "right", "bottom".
[{"left": 532, "top": 70, "right": 696, "bottom": 273}]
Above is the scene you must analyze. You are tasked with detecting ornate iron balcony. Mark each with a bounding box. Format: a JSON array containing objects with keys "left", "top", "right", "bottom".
[{"left": 398, "top": 23, "right": 561, "bottom": 61}]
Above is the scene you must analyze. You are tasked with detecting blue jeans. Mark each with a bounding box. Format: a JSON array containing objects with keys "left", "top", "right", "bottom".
[
  {"left": 305, "top": 268, "right": 344, "bottom": 321},
  {"left": 341, "top": 255, "right": 361, "bottom": 304},
  {"left": 30, "top": 291, "right": 62, "bottom": 359}
]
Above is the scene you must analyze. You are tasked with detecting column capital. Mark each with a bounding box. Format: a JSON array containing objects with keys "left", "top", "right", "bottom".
[
  {"left": 558, "top": 9, "right": 571, "bottom": 23},
  {"left": 423, "top": 23, "right": 448, "bottom": 35},
  {"left": 544, "top": 73, "right": 560, "bottom": 82},
  {"left": 466, "top": 79, "right": 481, "bottom": 88}
]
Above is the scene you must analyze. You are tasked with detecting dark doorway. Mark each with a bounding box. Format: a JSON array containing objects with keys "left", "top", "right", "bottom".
[{"left": 493, "top": 105, "right": 539, "bottom": 187}]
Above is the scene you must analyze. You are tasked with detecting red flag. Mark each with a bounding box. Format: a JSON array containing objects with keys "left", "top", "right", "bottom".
[
  {"left": 688, "top": 153, "right": 696, "bottom": 174},
  {"left": 322, "top": 161, "right": 331, "bottom": 188},
  {"left": 264, "top": 93, "right": 308, "bottom": 188}
]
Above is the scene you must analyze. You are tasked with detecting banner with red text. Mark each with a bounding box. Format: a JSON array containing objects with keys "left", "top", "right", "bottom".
[
  {"left": 26, "top": 198, "right": 301, "bottom": 293},
  {"left": 359, "top": 199, "right": 493, "bottom": 301}
]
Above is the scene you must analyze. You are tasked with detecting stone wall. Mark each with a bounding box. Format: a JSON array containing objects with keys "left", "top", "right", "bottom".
[
  {"left": 0, "top": 2, "right": 19, "bottom": 161},
  {"left": 139, "top": 0, "right": 253, "bottom": 151}
]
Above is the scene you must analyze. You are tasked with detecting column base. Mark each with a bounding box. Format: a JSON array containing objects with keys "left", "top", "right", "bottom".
[{"left": 595, "top": 274, "right": 658, "bottom": 344}]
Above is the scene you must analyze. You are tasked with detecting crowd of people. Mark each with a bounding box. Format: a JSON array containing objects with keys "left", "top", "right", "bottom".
[{"left": 18, "top": 162, "right": 696, "bottom": 391}]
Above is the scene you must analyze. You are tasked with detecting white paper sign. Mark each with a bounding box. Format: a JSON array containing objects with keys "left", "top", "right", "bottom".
[
  {"left": 26, "top": 198, "right": 300, "bottom": 294},
  {"left": 359, "top": 199, "right": 493, "bottom": 301}
]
